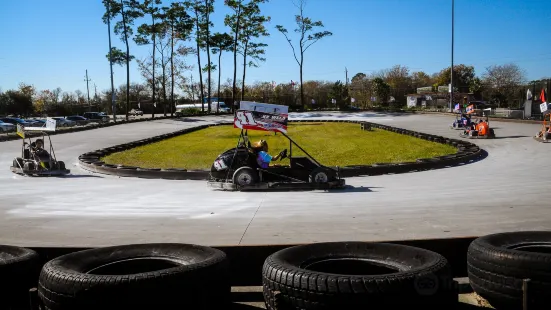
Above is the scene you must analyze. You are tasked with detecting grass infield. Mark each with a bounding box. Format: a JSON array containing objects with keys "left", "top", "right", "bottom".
[{"left": 102, "top": 122, "right": 456, "bottom": 169}]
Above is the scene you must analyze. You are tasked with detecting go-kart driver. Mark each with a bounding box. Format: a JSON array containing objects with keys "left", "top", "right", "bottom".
[
  {"left": 252, "top": 140, "right": 286, "bottom": 168},
  {"left": 32, "top": 139, "right": 51, "bottom": 165}
]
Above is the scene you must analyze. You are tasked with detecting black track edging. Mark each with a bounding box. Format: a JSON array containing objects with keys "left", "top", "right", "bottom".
[{"left": 77, "top": 120, "right": 487, "bottom": 180}]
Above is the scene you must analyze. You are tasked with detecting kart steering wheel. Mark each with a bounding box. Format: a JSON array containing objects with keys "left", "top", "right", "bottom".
[{"left": 279, "top": 149, "right": 288, "bottom": 161}]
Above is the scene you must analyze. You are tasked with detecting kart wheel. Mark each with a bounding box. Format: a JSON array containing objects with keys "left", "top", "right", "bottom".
[
  {"left": 58, "top": 161, "right": 66, "bottom": 170},
  {"left": 310, "top": 167, "right": 331, "bottom": 183},
  {"left": 23, "top": 162, "right": 35, "bottom": 171},
  {"left": 13, "top": 158, "right": 23, "bottom": 168},
  {"left": 233, "top": 167, "right": 258, "bottom": 187}
]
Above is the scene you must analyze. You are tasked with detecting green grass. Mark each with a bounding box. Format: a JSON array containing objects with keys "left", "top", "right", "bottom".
[{"left": 102, "top": 123, "right": 457, "bottom": 169}]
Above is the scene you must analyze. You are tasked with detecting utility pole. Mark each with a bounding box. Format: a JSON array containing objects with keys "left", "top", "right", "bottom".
[
  {"left": 94, "top": 83, "right": 98, "bottom": 107},
  {"left": 450, "top": 0, "right": 455, "bottom": 112},
  {"left": 85, "top": 70, "right": 92, "bottom": 112},
  {"left": 107, "top": 0, "right": 117, "bottom": 122}
]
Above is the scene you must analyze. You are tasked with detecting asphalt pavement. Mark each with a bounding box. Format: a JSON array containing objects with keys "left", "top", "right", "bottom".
[{"left": 0, "top": 112, "right": 549, "bottom": 247}]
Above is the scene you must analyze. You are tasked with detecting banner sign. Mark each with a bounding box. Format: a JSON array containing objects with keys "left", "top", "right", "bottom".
[
  {"left": 417, "top": 86, "right": 432, "bottom": 94},
  {"left": 234, "top": 110, "right": 288, "bottom": 133},
  {"left": 239, "top": 101, "right": 288, "bottom": 114}
]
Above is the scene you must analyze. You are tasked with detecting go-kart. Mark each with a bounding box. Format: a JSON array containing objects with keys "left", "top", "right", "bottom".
[
  {"left": 10, "top": 121, "right": 70, "bottom": 176},
  {"left": 450, "top": 114, "right": 472, "bottom": 130},
  {"left": 534, "top": 113, "right": 551, "bottom": 143},
  {"left": 459, "top": 118, "right": 495, "bottom": 139},
  {"left": 208, "top": 130, "right": 345, "bottom": 191}
]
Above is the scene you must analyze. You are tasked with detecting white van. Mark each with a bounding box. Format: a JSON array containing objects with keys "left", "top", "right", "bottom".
[{"left": 175, "top": 101, "right": 230, "bottom": 115}]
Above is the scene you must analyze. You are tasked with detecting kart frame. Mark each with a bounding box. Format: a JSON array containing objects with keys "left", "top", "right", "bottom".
[
  {"left": 207, "top": 128, "right": 345, "bottom": 191},
  {"left": 10, "top": 125, "right": 70, "bottom": 176}
]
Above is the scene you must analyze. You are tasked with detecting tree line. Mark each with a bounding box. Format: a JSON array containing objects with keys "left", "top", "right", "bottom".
[{"left": 1, "top": 61, "right": 545, "bottom": 117}]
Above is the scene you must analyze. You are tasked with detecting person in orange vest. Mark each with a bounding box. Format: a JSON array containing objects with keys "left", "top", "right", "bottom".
[{"left": 475, "top": 119, "right": 489, "bottom": 136}]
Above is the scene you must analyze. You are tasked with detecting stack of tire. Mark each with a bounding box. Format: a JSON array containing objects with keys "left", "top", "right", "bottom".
[
  {"left": 36, "top": 244, "right": 230, "bottom": 310},
  {"left": 467, "top": 231, "right": 551, "bottom": 310},
  {"left": 262, "top": 242, "right": 457, "bottom": 309},
  {"left": 0, "top": 245, "right": 40, "bottom": 310}
]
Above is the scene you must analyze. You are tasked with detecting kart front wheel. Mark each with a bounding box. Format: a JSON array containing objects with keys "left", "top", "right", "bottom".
[{"left": 233, "top": 167, "right": 258, "bottom": 187}]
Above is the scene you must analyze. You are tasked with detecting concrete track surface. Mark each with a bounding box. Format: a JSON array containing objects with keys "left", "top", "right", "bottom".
[{"left": 0, "top": 112, "right": 549, "bottom": 247}]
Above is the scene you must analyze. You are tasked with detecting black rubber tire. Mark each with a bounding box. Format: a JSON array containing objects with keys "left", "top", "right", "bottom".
[
  {"left": 233, "top": 166, "right": 258, "bottom": 187},
  {"left": 13, "top": 157, "right": 24, "bottom": 168},
  {"left": 24, "top": 162, "right": 35, "bottom": 171},
  {"left": 262, "top": 242, "right": 456, "bottom": 310},
  {"left": 309, "top": 167, "right": 334, "bottom": 183},
  {"left": 57, "top": 161, "right": 66, "bottom": 170},
  {"left": 0, "top": 245, "right": 40, "bottom": 309},
  {"left": 38, "top": 243, "right": 230, "bottom": 310},
  {"left": 467, "top": 231, "right": 551, "bottom": 310}
]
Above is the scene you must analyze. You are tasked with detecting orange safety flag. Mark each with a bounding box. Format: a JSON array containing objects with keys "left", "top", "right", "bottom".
[{"left": 541, "top": 88, "right": 546, "bottom": 103}]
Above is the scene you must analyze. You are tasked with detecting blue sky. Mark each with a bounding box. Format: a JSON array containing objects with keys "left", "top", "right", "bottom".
[{"left": 1, "top": 0, "right": 551, "bottom": 95}]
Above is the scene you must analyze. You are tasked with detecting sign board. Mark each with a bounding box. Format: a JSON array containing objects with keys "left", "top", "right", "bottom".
[
  {"left": 24, "top": 117, "right": 57, "bottom": 132},
  {"left": 234, "top": 110, "right": 288, "bottom": 133},
  {"left": 239, "top": 101, "right": 288, "bottom": 114},
  {"left": 437, "top": 86, "right": 449, "bottom": 93},
  {"left": 540, "top": 102, "right": 549, "bottom": 113},
  {"left": 16, "top": 124, "right": 25, "bottom": 138},
  {"left": 416, "top": 86, "right": 432, "bottom": 94}
]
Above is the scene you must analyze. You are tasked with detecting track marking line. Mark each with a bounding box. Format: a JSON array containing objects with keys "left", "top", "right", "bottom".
[{"left": 238, "top": 193, "right": 266, "bottom": 245}]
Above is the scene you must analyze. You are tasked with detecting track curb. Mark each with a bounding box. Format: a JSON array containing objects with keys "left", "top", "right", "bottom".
[{"left": 77, "top": 120, "right": 487, "bottom": 180}]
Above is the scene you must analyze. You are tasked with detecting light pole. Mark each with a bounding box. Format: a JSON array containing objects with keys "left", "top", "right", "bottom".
[{"left": 450, "top": 0, "right": 455, "bottom": 112}]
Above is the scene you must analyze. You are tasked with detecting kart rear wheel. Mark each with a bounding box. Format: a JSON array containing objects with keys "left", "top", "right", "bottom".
[
  {"left": 23, "top": 162, "right": 35, "bottom": 171},
  {"left": 57, "top": 161, "right": 66, "bottom": 170},
  {"left": 310, "top": 167, "right": 332, "bottom": 183},
  {"left": 233, "top": 167, "right": 258, "bottom": 187}
]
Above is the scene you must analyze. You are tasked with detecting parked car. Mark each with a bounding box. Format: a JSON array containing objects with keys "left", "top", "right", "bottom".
[
  {"left": 129, "top": 109, "right": 144, "bottom": 116},
  {"left": 0, "top": 120, "right": 15, "bottom": 132},
  {"left": 23, "top": 119, "right": 44, "bottom": 127},
  {"left": 83, "top": 112, "right": 110, "bottom": 123},
  {"left": 52, "top": 117, "right": 76, "bottom": 127},
  {"left": 66, "top": 115, "right": 90, "bottom": 126},
  {"left": 0, "top": 117, "right": 34, "bottom": 127}
]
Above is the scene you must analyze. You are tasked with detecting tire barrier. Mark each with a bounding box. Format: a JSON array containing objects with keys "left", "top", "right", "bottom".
[
  {"left": 262, "top": 242, "right": 457, "bottom": 309},
  {"left": 38, "top": 243, "right": 230, "bottom": 310},
  {"left": 77, "top": 120, "right": 487, "bottom": 180},
  {"left": 467, "top": 231, "right": 551, "bottom": 310},
  {"left": 0, "top": 245, "right": 40, "bottom": 310},
  {"left": 3, "top": 231, "right": 551, "bottom": 309}
]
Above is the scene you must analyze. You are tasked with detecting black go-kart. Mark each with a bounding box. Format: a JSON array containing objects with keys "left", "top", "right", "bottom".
[
  {"left": 11, "top": 132, "right": 70, "bottom": 176},
  {"left": 207, "top": 129, "right": 345, "bottom": 191}
]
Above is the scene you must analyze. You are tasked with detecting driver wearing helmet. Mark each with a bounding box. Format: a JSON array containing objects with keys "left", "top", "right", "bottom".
[
  {"left": 32, "top": 139, "right": 51, "bottom": 163},
  {"left": 251, "top": 140, "right": 285, "bottom": 168}
]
